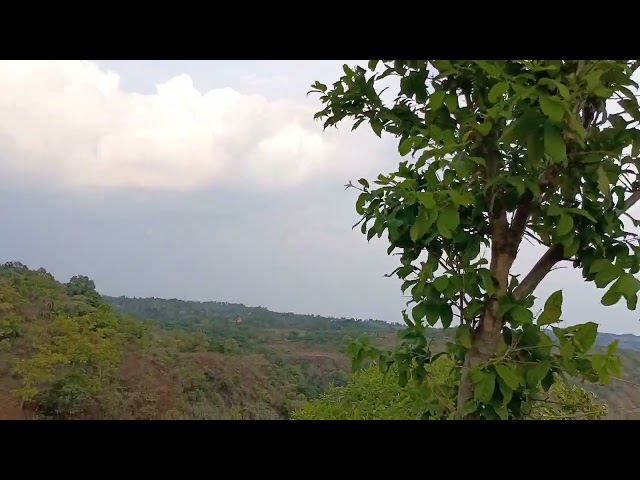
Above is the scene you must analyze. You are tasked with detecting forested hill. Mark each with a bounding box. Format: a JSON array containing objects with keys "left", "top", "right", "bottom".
[
  {"left": 103, "top": 295, "right": 400, "bottom": 332},
  {"left": 0, "top": 262, "right": 401, "bottom": 420},
  {"left": 104, "top": 295, "right": 640, "bottom": 352}
]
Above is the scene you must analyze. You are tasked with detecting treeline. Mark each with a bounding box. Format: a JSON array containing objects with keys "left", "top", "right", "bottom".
[{"left": 104, "top": 295, "right": 399, "bottom": 332}]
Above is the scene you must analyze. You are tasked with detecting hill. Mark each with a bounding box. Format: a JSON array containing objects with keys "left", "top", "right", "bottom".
[
  {"left": 0, "top": 262, "right": 396, "bottom": 419},
  {"left": 1, "top": 261, "right": 640, "bottom": 419}
]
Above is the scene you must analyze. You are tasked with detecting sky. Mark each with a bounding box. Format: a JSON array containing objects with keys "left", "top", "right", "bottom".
[{"left": 0, "top": 60, "right": 638, "bottom": 335}]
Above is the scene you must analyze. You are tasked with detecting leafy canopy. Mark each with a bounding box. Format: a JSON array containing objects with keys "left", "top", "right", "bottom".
[
  {"left": 310, "top": 60, "right": 640, "bottom": 419},
  {"left": 293, "top": 360, "right": 609, "bottom": 421}
]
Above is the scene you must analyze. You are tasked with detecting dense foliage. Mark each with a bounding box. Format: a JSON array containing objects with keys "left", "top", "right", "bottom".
[
  {"left": 310, "top": 60, "right": 640, "bottom": 419},
  {"left": 293, "top": 360, "right": 609, "bottom": 420}
]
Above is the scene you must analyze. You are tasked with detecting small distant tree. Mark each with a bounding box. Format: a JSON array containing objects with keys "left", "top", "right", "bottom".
[
  {"left": 66, "top": 275, "right": 103, "bottom": 308},
  {"left": 310, "top": 60, "right": 640, "bottom": 419},
  {"left": 66, "top": 275, "right": 96, "bottom": 296}
]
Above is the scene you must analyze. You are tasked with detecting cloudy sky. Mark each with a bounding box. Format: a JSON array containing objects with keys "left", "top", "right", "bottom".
[{"left": 0, "top": 60, "right": 638, "bottom": 335}]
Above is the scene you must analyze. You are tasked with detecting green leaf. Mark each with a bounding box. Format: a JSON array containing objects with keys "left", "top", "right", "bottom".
[
  {"left": 493, "top": 404, "right": 509, "bottom": 420},
  {"left": 591, "top": 354, "right": 608, "bottom": 379},
  {"left": 478, "top": 269, "right": 496, "bottom": 295},
  {"left": 604, "top": 273, "right": 640, "bottom": 309},
  {"left": 474, "top": 61, "right": 501, "bottom": 77},
  {"left": 538, "top": 290, "right": 563, "bottom": 326},
  {"left": 437, "top": 222, "right": 452, "bottom": 239},
  {"left": 467, "top": 156, "right": 486, "bottom": 166},
  {"left": 496, "top": 336, "right": 508, "bottom": 357},
  {"left": 440, "top": 304, "right": 453, "bottom": 328},
  {"left": 565, "top": 208, "right": 596, "bottom": 223},
  {"left": 416, "top": 192, "right": 436, "bottom": 208},
  {"left": 554, "top": 81, "right": 570, "bottom": 100},
  {"left": 510, "top": 306, "right": 533, "bottom": 326},
  {"left": 539, "top": 95, "right": 565, "bottom": 123},
  {"left": 495, "top": 364, "right": 521, "bottom": 390},
  {"left": 560, "top": 341, "right": 575, "bottom": 359},
  {"left": 619, "top": 99, "right": 640, "bottom": 122},
  {"left": 617, "top": 273, "right": 640, "bottom": 299},
  {"left": 412, "top": 303, "right": 427, "bottom": 323},
  {"left": 371, "top": 118, "right": 383, "bottom": 137},
  {"left": 424, "top": 303, "right": 441, "bottom": 326},
  {"left": 632, "top": 130, "right": 640, "bottom": 157},
  {"left": 444, "top": 94, "right": 458, "bottom": 111},
  {"left": 597, "top": 166, "right": 611, "bottom": 197},
  {"left": 355, "top": 193, "right": 367, "bottom": 215},
  {"left": 567, "top": 114, "right": 587, "bottom": 141},
  {"left": 473, "top": 371, "right": 496, "bottom": 404},
  {"left": 497, "top": 378, "right": 513, "bottom": 405},
  {"left": 367, "top": 60, "right": 379, "bottom": 71},
  {"left": 399, "top": 137, "right": 413, "bottom": 156},
  {"left": 312, "top": 81, "right": 327, "bottom": 92},
  {"left": 433, "top": 276, "right": 449, "bottom": 293},
  {"left": 475, "top": 120, "right": 493, "bottom": 136},
  {"left": 429, "top": 90, "right": 446, "bottom": 111},
  {"left": 488, "top": 82, "right": 509, "bottom": 103},
  {"left": 608, "top": 356, "right": 623, "bottom": 378},
  {"left": 357, "top": 178, "right": 369, "bottom": 189},
  {"left": 410, "top": 212, "right": 431, "bottom": 242},
  {"left": 527, "top": 130, "right": 544, "bottom": 163},
  {"left": 456, "top": 324, "right": 473, "bottom": 349},
  {"left": 543, "top": 123, "right": 566, "bottom": 163},
  {"left": 462, "top": 399, "right": 479, "bottom": 416},
  {"left": 438, "top": 207, "right": 460, "bottom": 232},
  {"left": 589, "top": 258, "right": 613, "bottom": 274},
  {"left": 574, "top": 322, "right": 598, "bottom": 351},
  {"left": 541, "top": 370, "right": 554, "bottom": 392},
  {"left": 557, "top": 214, "right": 574, "bottom": 237},
  {"left": 448, "top": 190, "right": 474, "bottom": 207},
  {"left": 526, "top": 361, "right": 551, "bottom": 387},
  {"left": 398, "top": 368, "right": 408, "bottom": 387},
  {"left": 547, "top": 204, "right": 562, "bottom": 216},
  {"left": 601, "top": 289, "right": 622, "bottom": 306}
]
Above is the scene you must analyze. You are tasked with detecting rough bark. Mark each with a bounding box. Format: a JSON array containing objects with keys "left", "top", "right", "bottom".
[
  {"left": 513, "top": 244, "right": 565, "bottom": 300},
  {"left": 456, "top": 186, "right": 517, "bottom": 418},
  {"left": 456, "top": 251, "right": 516, "bottom": 416}
]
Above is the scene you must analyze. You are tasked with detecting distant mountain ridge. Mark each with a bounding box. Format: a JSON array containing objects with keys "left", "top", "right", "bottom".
[
  {"left": 594, "top": 332, "right": 640, "bottom": 351},
  {"left": 103, "top": 295, "right": 640, "bottom": 350}
]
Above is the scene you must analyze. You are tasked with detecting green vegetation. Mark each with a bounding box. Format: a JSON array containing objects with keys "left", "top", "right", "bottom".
[
  {"left": 0, "top": 262, "right": 396, "bottom": 419},
  {"left": 0, "top": 261, "right": 638, "bottom": 420},
  {"left": 309, "top": 60, "right": 640, "bottom": 419},
  {"left": 293, "top": 361, "right": 609, "bottom": 420}
]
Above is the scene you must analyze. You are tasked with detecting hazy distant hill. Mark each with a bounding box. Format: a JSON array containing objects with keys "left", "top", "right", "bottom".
[{"left": 594, "top": 332, "right": 640, "bottom": 352}]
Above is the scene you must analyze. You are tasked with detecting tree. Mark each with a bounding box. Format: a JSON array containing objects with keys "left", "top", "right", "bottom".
[
  {"left": 67, "top": 275, "right": 102, "bottom": 308},
  {"left": 310, "top": 60, "right": 640, "bottom": 419},
  {"left": 292, "top": 361, "right": 608, "bottom": 420},
  {"left": 12, "top": 308, "right": 122, "bottom": 417}
]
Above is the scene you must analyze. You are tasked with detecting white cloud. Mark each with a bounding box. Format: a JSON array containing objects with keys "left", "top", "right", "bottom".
[{"left": 0, "top": 60, "right": 387, "bottom": 191}]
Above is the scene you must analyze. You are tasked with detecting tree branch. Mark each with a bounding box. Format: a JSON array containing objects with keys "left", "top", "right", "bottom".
[
  {"left": 514, "top": 180, "right": 640, "bottom": 302},
  {"left": 513, "top": 244, "right": 565, "bottom": 300},
  {"left": 624, "top": 190, "right": 640, "bottom": 212},
  {"left": 510, "top": 191, "right": 534, "bottom": 239}
]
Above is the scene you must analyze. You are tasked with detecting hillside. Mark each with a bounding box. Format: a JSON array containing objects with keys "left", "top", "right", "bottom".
[
  {"left": 2, "top": 261, "right": 640, "bottom": 419},
  {"left": 0, "top": 262, "right": 396, "bottom": 419}
]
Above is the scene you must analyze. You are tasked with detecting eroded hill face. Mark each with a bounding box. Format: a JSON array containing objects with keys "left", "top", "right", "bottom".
[
  {"left": 0, "top": 263, "right": 396, "bottom": 419},
  {"left": 1, "top": 262, "right": 640, "bottom": 420}
]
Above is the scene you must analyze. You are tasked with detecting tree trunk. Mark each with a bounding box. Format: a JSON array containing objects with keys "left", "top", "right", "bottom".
[
  {"left": 456, "top": 303, "right": 503, "bottom": 419},
  {"left": 456, "top": 223, "right": 515, "bottom": 418}
]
